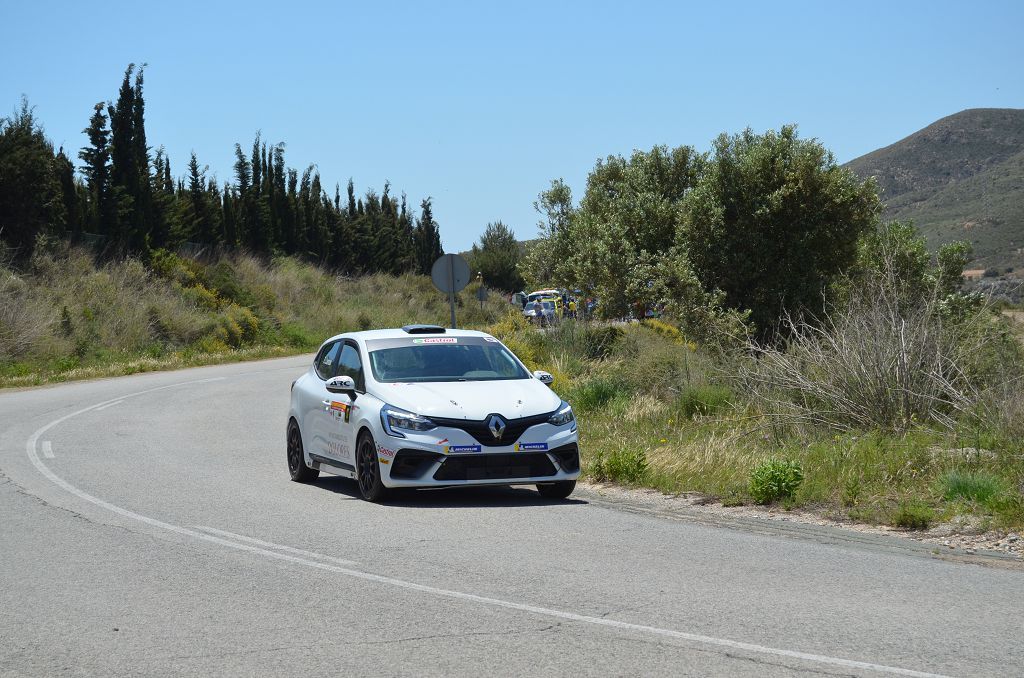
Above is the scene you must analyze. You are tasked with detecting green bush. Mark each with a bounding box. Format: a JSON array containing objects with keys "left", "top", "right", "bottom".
[
  {"left": 590, "top": 448, "right": 648, "bottom": 484},
  {"left": 567, "top": 376, "right": 620, "bottom": 412},
  {"left": 891, "top": 501, "right": 934, "bottom": 530},
  {"left": 941, "top": 470, "right": 1003, "bottom": 505},
  {"left": 279, "top": 322, "right": 319, "bottom": 349},
  {"left": 676, "top": 384, "right": 733, "bottom": 419},
  {"left": 204, "top": 261, "right": 256, "bottom": 308},
  {"left": 749, "top": 458, "right": 804, "bottom": 504},
  {"left": 613, "top": 325, "right": 712, "bottom": 398},
  {"left": 545, "top": 321, "right": 622, "bottom": 360}
]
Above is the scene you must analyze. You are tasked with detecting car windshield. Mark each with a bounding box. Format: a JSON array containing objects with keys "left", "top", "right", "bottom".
[{"left": 366, "top": 337, "right": 530, "bottom": 383}]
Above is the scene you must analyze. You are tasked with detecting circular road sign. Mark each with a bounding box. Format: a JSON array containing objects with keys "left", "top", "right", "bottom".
[{"left": 431, "top": 254, "right": 471, "bottom": 294}]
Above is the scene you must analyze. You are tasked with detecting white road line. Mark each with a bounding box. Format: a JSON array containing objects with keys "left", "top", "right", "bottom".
[
  {"left": 94, "top": 399, "right": 124, "bottom": 411},
  {"left": 22, "top": 376, "right": 951, "bottom": 678},
  {"left": 41, "top": 441, "right": 54, "bottom": 459},
  {"left": 193, "top": 525, "right": 358, "bottom": 566}
]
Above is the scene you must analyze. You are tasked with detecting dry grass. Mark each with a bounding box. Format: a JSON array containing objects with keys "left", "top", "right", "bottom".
[
  {"left": 0, "top": 246, "right": 512, "bottom": 387},
  {"left": 0, "top": 270, "right": 55, "bottom": 361},
  {"left": 741, "top": 288, "right": 1015, "bottom": 432},
  {"left": 646, "top": 423, "right": 763, "bottom": 495}
]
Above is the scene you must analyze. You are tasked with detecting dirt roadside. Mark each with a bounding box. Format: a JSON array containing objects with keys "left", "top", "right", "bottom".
[{"left": 576, "top": 482, "right": 1023, "bottom": 569}]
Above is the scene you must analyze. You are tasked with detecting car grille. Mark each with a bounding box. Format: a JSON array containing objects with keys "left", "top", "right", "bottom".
[
  {"left": 430, "top": 411, "right": 554, "bottom": 447},
  {"left": 433, "top": 453, "right": 557, "bottom": 481}
]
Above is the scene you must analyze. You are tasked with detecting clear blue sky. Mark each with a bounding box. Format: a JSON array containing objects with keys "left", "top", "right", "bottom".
[{"left": 3, "top": 0, "right": 1023, "bottom": 252}]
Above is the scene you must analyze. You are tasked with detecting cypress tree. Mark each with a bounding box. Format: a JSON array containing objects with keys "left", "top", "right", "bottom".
[
  {"left": 150, "top": 148, "right": 174, "bottom": 248},
  {"left": 108, "top": 64, "right": 139, "bottom": 253},
  {"left": 362, "top": 189, "right": 384, "bottom": 271},
  {"left": 222, "top": 188, "right": 237, "bottom": 246},
  {"left": 310, "top": 172, "right": 328, "bottom": 262},
  {"left": 187, "top": 151, "right": 214, "bottom": 244},
  {"left": 414, "top": 198, "right": 443, "bottom": 274},
  {"left": 0, "top": 99, "right": 64, "bottom": 257},
  {"left": 375, "top": 183, "right": 402, "bottom": 274},
  {"left": 79, "top": 102, "right": 112, "bottom": 238},
  {"left": 132, "top": 65, "right": 155, "bottom": 252},
  {"left": 232, "top": 143, "right": 251, "bottom": 247},
  {"left": 205, "top": 176, "right": 224, "bottom": 252},
  {"left": 233, "top": 143, "right": 251, "bottom": 192},
  {"left": 396, "top": 192, "right": 415, "bottom": 273},
  {"left": 55, "top": 148, "right": 81, "bottom": 241},
  {"left": 250, "top": 132, "right": 262, "bottom": 198},
  {"left": 162, "top": 154, "right": 173, "bottom": 194},
  {"left": 286, "top": 167, "right": 299, "bottom": 253},
  {"left": 298, "top": 166, "right": 313, "bottom": 256},
  {"left": 346, "top": 179, "right": 357, "bottom": 220}
]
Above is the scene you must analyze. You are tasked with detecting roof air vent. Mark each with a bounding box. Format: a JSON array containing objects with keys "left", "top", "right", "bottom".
[{"left": 401, "top": 324, "right": 447, "bottom": 334}]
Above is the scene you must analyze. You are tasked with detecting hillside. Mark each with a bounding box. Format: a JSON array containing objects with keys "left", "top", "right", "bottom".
[{"left": 845, "top": 108, "right": 1024, "bottom": 268}]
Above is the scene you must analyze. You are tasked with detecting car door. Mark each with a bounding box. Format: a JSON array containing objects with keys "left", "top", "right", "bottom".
[
  {"left": 326, "top": 340, "right": 365, "bottom": 466},
  {"left": 302, "top": 340, "right": 343, "bottom": 463}
]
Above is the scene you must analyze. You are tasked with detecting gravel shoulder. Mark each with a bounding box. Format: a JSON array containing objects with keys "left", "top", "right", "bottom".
[{"left": 577, "top": 482, "right": 1024, "bottom": 569}]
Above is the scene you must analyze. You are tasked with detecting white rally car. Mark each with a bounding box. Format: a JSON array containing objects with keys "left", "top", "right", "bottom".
[{"left": 287, "top": 325, "right": 580, "bottom": 501}]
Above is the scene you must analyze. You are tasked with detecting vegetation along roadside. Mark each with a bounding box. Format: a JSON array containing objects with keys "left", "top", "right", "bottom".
[{"left": 2, "top": 65, "right": 1022, "bottom": 541}]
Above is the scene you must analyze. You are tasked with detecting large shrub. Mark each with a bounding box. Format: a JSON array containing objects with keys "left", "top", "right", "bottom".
[{"left": 740, "top": 223, "right": 1023, "bottom": 432}]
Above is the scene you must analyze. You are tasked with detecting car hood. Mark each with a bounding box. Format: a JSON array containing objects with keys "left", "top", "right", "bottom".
[{"left": 372, "top": 378, "right": 562, "bottom": 420}]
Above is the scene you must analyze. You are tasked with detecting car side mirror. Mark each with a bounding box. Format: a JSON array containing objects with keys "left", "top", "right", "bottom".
[
  {"left": 533, "top": 370, "right": 554, "bottom": 386},
  {"left": 326, "top": 375, "right": 357, "bottom": 398}
]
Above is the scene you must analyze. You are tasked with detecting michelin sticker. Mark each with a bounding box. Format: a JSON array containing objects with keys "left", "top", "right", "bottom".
[
  {"left": 444, "top": 444, "right": 481, "bottom": 454},
  {"left": 515, "top": 442, "right": 548, "bottom": 451}
]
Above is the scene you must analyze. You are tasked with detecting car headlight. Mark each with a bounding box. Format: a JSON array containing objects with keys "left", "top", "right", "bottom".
[
  {"left": 380, "top": 404, "right": 436, "bottom": 438},
  {"left": 548, "top": 401, "right": 575, "bottom": 428}
]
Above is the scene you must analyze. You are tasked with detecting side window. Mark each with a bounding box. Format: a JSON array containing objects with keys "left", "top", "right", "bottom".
[
  {"left": 337, "top": 342, "right": 364, "bottom": 391},
  {"left": 315, "top": 341, "right": 342, "bottom": 380}
]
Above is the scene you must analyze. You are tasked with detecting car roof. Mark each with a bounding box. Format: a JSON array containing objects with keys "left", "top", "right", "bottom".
[{"left": 319, "top": 327, "right": 493, "bottom": 347}]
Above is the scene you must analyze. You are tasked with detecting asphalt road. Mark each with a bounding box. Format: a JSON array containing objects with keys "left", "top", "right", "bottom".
[{"left": 2, "top": 356, "right": 1022, "bottom": 677}]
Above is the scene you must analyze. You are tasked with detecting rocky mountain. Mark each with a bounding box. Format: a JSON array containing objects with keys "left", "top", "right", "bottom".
[{"left": 845, "top": 108, "right": 1024, "bottom": 269}]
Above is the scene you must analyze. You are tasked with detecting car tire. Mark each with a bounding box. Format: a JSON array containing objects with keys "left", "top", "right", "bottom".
[
  {"left": 287, "top": 420, "right": 319, "bottom": 483},
  {"left": 536, "top": 480, "right": 576, "bottom": 499},
  {"left": 356, "top": 431, "right": 389, "bottom": 502}
]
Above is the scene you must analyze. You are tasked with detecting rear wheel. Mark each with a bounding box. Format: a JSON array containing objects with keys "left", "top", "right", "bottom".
[
  {"left": 537, "top": 480, "right": 575, "bottom": 499},
  {"left": 356, "top": 432, "right": 389, "bottom": 502},
  {"left": 287, "top": 420, "right": 319, "bottom": 483}
]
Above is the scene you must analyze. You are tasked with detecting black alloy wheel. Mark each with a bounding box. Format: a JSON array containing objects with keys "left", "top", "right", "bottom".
[
  {"left": 287, "top": 420, "right": 319, "bottom": 483},
  {"left": 356, "top": 432, "right": 389, "bottom": 502}
]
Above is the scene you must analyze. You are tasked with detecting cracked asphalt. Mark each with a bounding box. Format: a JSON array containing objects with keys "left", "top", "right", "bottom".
[{"left": 2, "top": 356, "right": 1023, "bottom": 677}]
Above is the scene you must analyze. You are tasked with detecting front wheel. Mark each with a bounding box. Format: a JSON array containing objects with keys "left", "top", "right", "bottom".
[
  {"left": 287, "top": 420, "right": 319, "bottom": 483},
  {"left": 356, "top": 432, "right": 389, "bottom": 502},
  {"left": 537, "top": 480, "right": 576, "bottom": 499}
]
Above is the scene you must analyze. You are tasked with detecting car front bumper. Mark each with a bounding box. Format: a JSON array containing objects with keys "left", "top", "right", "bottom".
[{"left": 375, "top": 424, "right": 580, "bottom": 488}]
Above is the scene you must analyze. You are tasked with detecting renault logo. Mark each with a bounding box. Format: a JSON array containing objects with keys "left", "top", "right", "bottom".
[{"left": 488, "top": 414, "right": 506, "bottom": 440}]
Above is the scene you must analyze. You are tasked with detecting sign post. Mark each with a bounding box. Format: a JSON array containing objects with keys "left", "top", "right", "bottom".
[{"left": 430, "top": 254, "right": 471, "bottom": 328}]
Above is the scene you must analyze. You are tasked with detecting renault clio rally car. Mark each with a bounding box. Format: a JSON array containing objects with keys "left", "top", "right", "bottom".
[{"left": 286, "top": 325, "right": 580, "bottom": 501}]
